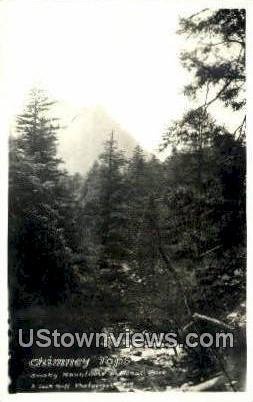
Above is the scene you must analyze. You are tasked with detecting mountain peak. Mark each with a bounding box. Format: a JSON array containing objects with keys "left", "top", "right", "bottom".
[{"left": 57, "top": 106, "right": 138, "bottom": 174}]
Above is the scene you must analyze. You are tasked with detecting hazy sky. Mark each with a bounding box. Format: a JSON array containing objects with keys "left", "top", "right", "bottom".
[{"left": 0, "top": 0, "right": 243, "bottom": 152}]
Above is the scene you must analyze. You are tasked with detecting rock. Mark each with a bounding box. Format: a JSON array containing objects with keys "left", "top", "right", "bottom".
[
  {"left": 132, "top": 351, "right": 142, "bottom": 356},
  {"left": 181, "top": 375, "right": 225, "bottom": 391}
]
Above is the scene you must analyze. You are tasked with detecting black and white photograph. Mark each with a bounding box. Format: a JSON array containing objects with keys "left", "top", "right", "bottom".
[{"left": 0, "top": 0, "right": 250, "bottom": 396}]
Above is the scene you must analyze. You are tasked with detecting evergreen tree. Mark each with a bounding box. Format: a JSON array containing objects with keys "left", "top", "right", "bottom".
[
  {"left": 80, "top": 133, "right": 130, "bottom": 322},
  {"left": 9, "top": 88, "right": 76, "bottom": 306},
  {"left": 179, "top": 9, "right": 245, "bottom": 116},
  {"left": 160, "top": 9, "right": 246, "bottom": 317}
]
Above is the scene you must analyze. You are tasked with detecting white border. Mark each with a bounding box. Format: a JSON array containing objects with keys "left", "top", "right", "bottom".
[{"left": 0, "top": 0, "right": 252, "bottom": 401}]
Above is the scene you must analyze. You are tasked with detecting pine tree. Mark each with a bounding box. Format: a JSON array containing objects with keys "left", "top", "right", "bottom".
[
  {"left": 80, "top": 133, "right": 130, "bottom": 322},
  {"left": 179, "top": 9, "right": 245, "bottom": 116},
  {"left": 97, "top": 132, "right": 128, "bottom": 266},
  {"left": 125, "top": 146, "right": 147, "bottom": 265},
  {"left": 160, "top": 9, "right": 246, "bottom": 317},
  {"left": 9, "top": 88, "right": 76, "bottom": 306}
]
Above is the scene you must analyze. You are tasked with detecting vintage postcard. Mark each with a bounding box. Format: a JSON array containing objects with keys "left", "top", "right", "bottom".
[{"left": 0, "top": 0, "right": 251, "bottom": 399}]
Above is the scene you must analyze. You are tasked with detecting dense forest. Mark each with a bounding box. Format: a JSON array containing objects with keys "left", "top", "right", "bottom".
[{"left": 9, "top": 9, "right": 246, "bottom": 392}]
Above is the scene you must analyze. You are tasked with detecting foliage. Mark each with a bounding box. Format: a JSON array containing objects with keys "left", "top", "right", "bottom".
[{"left": 9, "top": 89, "right": 77, "bottom": 306}]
